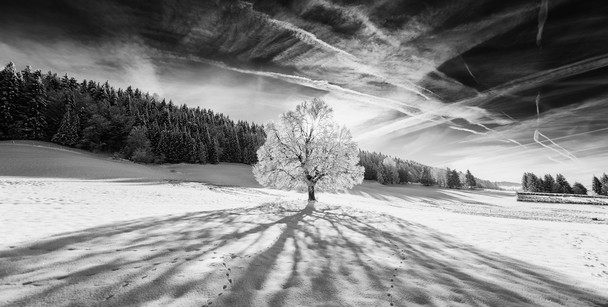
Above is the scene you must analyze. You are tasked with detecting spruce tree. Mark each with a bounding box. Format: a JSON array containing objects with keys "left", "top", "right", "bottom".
[
  {"left": 51, "top": 95, "right": 80, "bottom": 146},
  {"left": 446, "top": 168, "right": 453, "bottom": 188},
  {"left": 465, "top": 169, "right": 476, "bottom": 189},
  {"left": 555, "top": 174, "right": 573, "bottom": 194},
  {"left": 601, "top": 174, "right": 608, "bottom": 196},
  {"left": 451, "top": 169, "right": 462, "bottom": 189},
  {"left": 592, "top": 176, "right": 602, "bottom": 195},
  {"left": 543, "top": 174, "right": 556, "bottom": 193},
  {"left": 21, "top": 67, "right": 47, "bottom": 139},
  {"left": 0, "top": 62, "right": 21, "bottom": 139}
]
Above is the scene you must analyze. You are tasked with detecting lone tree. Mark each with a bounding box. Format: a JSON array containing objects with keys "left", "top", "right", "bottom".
[{"left": 253, "top": 98, "right": 364, "bottom": 206}]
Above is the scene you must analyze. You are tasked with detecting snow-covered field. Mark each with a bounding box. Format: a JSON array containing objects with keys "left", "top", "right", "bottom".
[{"left": 1, "top": 142, "right": 607, "bottom": 306}]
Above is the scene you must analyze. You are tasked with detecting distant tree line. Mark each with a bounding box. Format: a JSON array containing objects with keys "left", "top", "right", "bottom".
[
  {"left": 0, "top": 62, "right": 266, "bottom": 164},
  {"left": 521, "top": 172, "right": 589, "bottom": 195},
  {"left": 358, "top": 150, "right": 498, "bottom": 189}
]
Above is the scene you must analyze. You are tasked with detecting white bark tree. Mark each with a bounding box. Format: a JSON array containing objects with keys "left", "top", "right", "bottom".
[{"left": 253, "top": 98, "right": 364, "bottom": 206}]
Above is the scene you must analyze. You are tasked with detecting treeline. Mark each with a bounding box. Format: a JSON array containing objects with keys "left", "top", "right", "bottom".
[
  {"left": 592, "top": 174, "right": 608, "bottom": 196},
  {"left": 358, "top": 150, "right": 499, "bottom": 189},
  {"left": 521, "top": 173, "right": 589, "bottom": 195},
  {"left": 0, "top": 62, "right": 266, "bottom": 164}
]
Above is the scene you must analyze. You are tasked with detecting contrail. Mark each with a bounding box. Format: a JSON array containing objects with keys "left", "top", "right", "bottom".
[
  {"left": 535, "top": 91, "right": 541, "bottom": 127},
  {"left": 267, "top": 18, "right": 358, "bottom": 61},
  {"left": 537, "top": 0, "right": 549, "bottom": 48},
  {"left": 476, "top": 123, "right": 493, "bottom": 131},
  {"left": 508, "top": 139, "right": 527, "bottom": 148},
  {"left": 533, "top": 130, "right": 577, "bottom": 161},
  {"left": 449, "top": 126, "right": 486, "bottom": 135},
  {"left": 462, "top": 57, "right": 479, "bottom": 84},
  {"left": 533, "top": 91, "right": 577, "bottom": 161},
  {"left": 546, "top": 155, "right": 566, "bottom": 164},
  {"left": 452, "top": 53, "right": 608, "bottom": 108}
]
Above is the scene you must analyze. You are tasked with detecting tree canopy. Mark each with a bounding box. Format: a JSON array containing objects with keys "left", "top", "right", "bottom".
[{"left": 253, "top": 98, "right": 364, "bottom": 203}]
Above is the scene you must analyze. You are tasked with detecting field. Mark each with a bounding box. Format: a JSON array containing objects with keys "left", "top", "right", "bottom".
[{"left": 1, "top": 141, "right": 607, "bottom": 306}]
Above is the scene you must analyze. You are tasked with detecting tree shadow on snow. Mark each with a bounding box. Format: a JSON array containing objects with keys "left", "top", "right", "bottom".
[{"left": 0, "top": 202, "right": 606, "bottom": 306}]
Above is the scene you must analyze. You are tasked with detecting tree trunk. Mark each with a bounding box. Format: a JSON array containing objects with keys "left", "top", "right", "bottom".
[{"left": 307, "top": 184, "right": 316, "bottom": 201}]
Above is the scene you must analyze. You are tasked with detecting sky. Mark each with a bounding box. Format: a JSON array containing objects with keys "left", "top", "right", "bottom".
[{"left": 1, "top": 0, "right": 607, "bottom": 184}]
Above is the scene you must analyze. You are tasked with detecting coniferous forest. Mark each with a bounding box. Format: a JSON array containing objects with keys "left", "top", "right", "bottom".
[{"left": 0, "top": 62, "right": 266, "bottom": 165}]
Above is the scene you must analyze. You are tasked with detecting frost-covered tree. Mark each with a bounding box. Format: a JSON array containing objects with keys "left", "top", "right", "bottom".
[{"left": 253, "top": 98, "right": 364, "bottom": 206}]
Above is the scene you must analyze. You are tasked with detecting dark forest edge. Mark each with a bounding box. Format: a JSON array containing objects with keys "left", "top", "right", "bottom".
[
  {"left": 1, "top": 62, "right": 501, "bottom": 189},
  {"left": 0, "top": 62, "right": 265, "bottom": 165}
]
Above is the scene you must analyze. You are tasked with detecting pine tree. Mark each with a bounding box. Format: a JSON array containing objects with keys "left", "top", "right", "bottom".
[
  {"left": 555, "top": 174, "right": 573, "bottom": 194},
  {"left": 592, "top": 176, "right": 602, "bottom": 195},
  {"left": 465, "top": 169, "right": 476, "bottom": 189},
  {"left": 451, "top": 169, "right": 462, "bottom": 189},
  {"left": 21, "top": 67, "right": 47, "bottom": 139},
  {"left": 0, "top": 62, "right": 21, "bottom": 139},
  {"left": 521, "top": 173, "right": 529, "bottom": 191},
  {"left": 543, "top": 174, "right": 556, "bottom": 193},
  {"left": 51, "top": 95, "right": 80, "bottom": 146},
  {"left": 601, "top": 174, "right": 608, "bottom": 196},
  {"left": 446, "top": 168, "right": 453, "bottom": 188}
]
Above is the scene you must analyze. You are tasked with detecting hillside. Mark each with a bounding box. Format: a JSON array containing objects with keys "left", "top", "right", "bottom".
[{"left": 0, "top": 141, "right": 261, "bottom": 188}]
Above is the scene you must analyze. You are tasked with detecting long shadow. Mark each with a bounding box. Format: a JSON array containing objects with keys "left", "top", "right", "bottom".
[{"left": 1, "top": 202, "right": 606, "bottom": 307}]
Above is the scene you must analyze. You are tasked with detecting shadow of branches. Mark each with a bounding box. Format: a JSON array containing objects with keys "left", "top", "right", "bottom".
[{"left": 1, "top": 202, "right": 606, "bottom": 306}]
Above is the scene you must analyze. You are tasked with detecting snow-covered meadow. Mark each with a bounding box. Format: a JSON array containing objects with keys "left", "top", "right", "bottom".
[{"left": 1, "top": 142, "right": 607, "bottom": 306}]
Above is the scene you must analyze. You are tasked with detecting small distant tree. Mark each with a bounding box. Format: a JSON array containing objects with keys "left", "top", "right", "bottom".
[
  {"left": 445, "top": 168, "right": 452, "bottom": 188},
  {"left": 397, "top": 167, "right": 409, "bottom": 184},
  {"left": 419, "top": 166, "right": 434, "bottom": 186},
  {"left": 601, "top": 174, "right": 608, "bottom": 196},
  {"left": 382, "top": 157, "right": 399, "bottom": 185},
  {"left": 0, "top": 62, "right": 21, "bottom": 139},
  {"left": 521, "top": 173, "right": 530, "bottom": 191},
  {"left": 451, "top": 169, "right": 462, "bottom": 189},
  {"left": 592, "top": 176, "right": 602, "bottom": 195},
  {"left": 525, "top": 173, "right": 541, "bottom": 192},
  {"left": 465, "top": 169, "right": 476, "bottom": 189},
  {"left": 555, "top": 174, "right": 573, "bottom": 194},
  {"left": 253, "top": 98, "right": 364, "bottom": 207},
  {"left": 571, "top": 182, "right": 587, "bottom": 195},
  {"left": 51, "top": 95, "right": 80, "bottom": 146},
  {"left": 543, "top": 174, "right": 556, "bottom": 193}
]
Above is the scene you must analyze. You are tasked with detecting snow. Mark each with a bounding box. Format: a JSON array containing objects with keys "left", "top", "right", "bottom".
[{"left": 1, "top": 142, "right": 607, "bottom": 306}]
